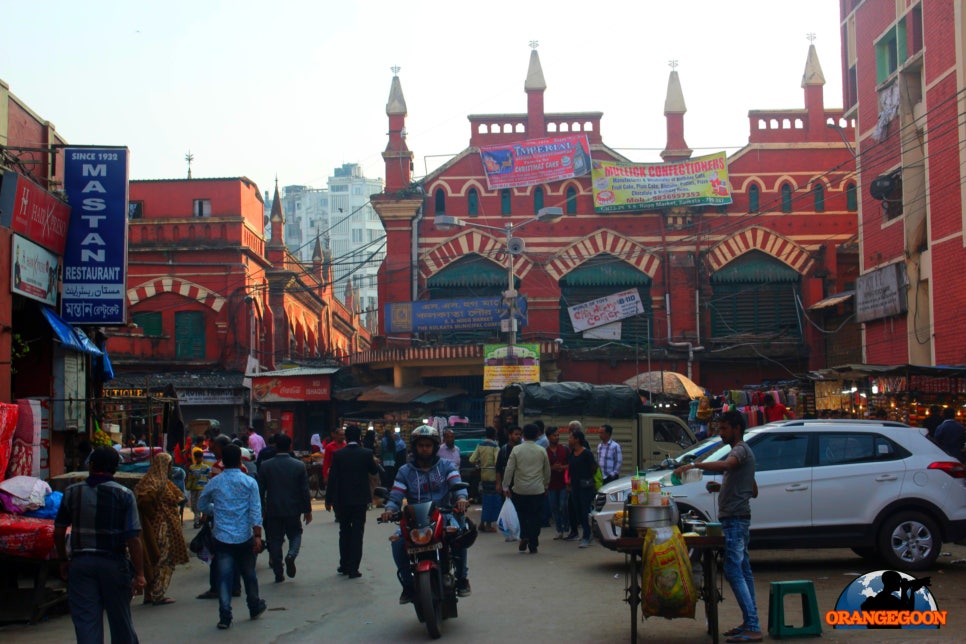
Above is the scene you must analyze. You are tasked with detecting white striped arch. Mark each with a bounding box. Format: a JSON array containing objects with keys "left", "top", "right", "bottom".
[
  {"left": 706, "top": 226, "right": 814, "bottom": 273},
  {"left": 544, "top": 230, "right": 660, "bottom": 282},
  {"left": 421, "top": 229, "right": 536, "bottom": 280},
  {"left": 127, "top": 278, "right": 226, "bottom": 312}
]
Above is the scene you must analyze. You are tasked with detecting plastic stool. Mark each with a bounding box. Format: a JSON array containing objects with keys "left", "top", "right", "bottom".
[{"left": 768, "top": 580, "right": 823, "bottom": 638}]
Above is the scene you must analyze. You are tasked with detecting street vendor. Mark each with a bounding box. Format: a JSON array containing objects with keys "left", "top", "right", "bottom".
[{"left": 674, "top": 410, "right": 761, "bottom": 643}]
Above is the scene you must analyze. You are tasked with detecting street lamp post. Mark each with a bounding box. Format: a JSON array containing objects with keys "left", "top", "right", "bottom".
[{"left": 434, "top": 207, "right": 563, "bottom": 356}]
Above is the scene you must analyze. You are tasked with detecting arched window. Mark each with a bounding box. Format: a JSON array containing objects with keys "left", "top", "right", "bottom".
[
  {"left": 781, "top": 184, "right": 793, "bottom": 213},
  {"left": 533, "top": 187, "right": 544, "bottom": 213},
  {"left": 468, "top": 188, "right": 479, "bottom": 216},
  {"left": 501, "top": 189, "right": 512, "bottom": 216},
  {"left": 748, "top": 184, "right": 760, "bottom": 213},
  {"left": 434, "top": 188, "right": 446, "bottom": 215},
  {"left": 846, "top": 183, "right": 857, "bottom": 211},
  {"left": 813, "top": 183, "right": 825, "bottom": 213},
  {"left": 566, "top": 186, "right": 578, "bottom": 214}
]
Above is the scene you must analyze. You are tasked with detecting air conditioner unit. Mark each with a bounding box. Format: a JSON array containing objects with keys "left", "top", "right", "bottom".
[
  {"left": 869, "top": 175, "right": 897, "bottom": 200},
  {"left": 507, "top": 237, "right": 526, "bottom": 255}
]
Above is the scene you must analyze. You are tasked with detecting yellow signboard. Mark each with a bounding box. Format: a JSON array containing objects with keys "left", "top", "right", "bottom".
[
  {"left": 591, "top": 151, "right": 732, "bottom": 212},
  {"left": 483, "top": 343, "right": 540, "bottom": 391}
]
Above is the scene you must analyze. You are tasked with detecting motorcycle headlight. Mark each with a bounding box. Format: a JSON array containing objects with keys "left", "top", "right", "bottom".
[{"left": 410, "top": 527, "right": 434, "bottom": 545}]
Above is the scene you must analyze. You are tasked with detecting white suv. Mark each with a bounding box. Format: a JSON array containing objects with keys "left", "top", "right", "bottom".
[{"left": 590, "top": 420, "right": 966, "bottom": 571}]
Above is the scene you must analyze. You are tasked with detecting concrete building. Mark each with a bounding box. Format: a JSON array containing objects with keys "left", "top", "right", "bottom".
[{"left": 281, "top": 184, "right": 330, "bottom": 261}]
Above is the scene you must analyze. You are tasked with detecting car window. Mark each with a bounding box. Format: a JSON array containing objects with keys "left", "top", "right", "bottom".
[
  {"left": 653, "top": 420, "right": 692, "bottom": 446},
  {"left": 817, "top": 432, "right": 904, "bottom": 466},
  {"left": 747, "top": 433, "right": 808, "bottom": 472}
]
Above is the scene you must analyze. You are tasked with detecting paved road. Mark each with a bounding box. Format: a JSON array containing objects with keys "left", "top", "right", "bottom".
[{"left": 3, "top": 499, "right": 966, "bottom": 642}]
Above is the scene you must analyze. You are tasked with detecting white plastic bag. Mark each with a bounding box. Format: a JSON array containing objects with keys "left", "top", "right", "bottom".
[{"left": 497, "top": 497, "right": 519, "bottom": 540}]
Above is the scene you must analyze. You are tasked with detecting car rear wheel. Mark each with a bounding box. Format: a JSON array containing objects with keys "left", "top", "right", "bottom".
[{"left": 877, "top": 511, "right": 940, "bottom": 571}]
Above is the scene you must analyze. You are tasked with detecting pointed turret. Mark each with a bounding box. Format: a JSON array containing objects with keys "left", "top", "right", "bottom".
[
  {"left": 801, "top": 42, "right": 826, "bottom": 135},
  {"left": 268, "top": 178, "right": 284, "bottom": 246},
  {"left": 525, "top": 45, "right": 547, "bottom": 138},
  {"left": 312, "top": 234, "right": 323, "bottom": 283},
  {"left": 382, "top": 67, "right": 413, "bottom": 192},
  {"left": 661, "top": 67, "right": 692, "bottom": 162}
]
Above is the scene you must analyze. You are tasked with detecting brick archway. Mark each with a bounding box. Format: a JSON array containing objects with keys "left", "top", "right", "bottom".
[
  {"left": 706, "top": 226, "right": 814, "bottom": 273},
  {"left": 421, "top": 229, "right": 536, "bottom": 280},
  {"left": 545, "top": 230, "right": 660, "bottom": 281},
  {"left": 127, "top": 278, "right": 226, "bottom": 312}
]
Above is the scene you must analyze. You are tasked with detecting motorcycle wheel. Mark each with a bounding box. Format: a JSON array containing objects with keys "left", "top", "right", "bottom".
[{"left": 417, "top": 572, "right": 442, "bottom": 639}]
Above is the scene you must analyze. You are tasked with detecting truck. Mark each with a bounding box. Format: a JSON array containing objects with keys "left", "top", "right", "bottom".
[{"left": 498, "top": 382, "right": 697, "bottom": 475}]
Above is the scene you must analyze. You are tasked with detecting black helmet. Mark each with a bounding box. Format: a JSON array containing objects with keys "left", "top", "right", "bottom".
[{"left": 410, "top": 424, "right": 441, "bottom": 455}]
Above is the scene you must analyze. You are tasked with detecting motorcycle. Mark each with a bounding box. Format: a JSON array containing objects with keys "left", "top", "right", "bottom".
[{"left": 376, "top": 484, "right": 476, "bottom": 639}]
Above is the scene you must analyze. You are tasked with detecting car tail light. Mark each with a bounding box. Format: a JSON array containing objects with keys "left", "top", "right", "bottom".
[{"left": 928, "top": 461, "right": 966, "bottom": 478}]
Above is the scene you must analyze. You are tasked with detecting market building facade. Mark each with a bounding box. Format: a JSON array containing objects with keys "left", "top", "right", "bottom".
[{"left": 355, "top": 45, "right": 859, "bottom": 421}]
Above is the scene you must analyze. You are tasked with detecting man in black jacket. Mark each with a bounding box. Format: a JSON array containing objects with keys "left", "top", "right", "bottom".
[
  {"left": 325, "top": 424, "right": 380, "bottom": 579},
  {"left": 259, "top": 433, "right": 312, "bottom": 583}
]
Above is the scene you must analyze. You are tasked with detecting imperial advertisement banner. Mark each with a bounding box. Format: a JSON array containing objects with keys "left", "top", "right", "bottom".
[
  {"left": 483, "top": 343, "right": 540, "bottom": 391},
  {"left": 591, "top": 151, "right": 732, "bottom": 212},
  {"left": 385, "top": 296, "right": 527, "bottom": 334},
  {"left": 0, "top": 171, "right": 72, "bottom": 255},
  {"left": 479, "top": 134, "right": 591, "bottom": 190},
  {"left": 61, "top": 147, "right": 129, "bottom": 324},
  {"left": 11, "top": 234, "right": 59, "bottom": 306}
]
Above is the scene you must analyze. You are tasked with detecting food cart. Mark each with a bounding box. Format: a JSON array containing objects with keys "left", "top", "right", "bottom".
[{"left": 616, "top": 533, "right": 725, "bottom": 643}]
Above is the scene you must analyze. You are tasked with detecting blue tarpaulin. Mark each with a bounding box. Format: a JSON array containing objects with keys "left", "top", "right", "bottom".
[{"left": 41, "top": 307, "right": 103, "bottom": 356}]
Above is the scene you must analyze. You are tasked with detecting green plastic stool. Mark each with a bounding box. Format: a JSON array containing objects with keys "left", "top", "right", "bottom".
[{"left": 768, "top": 580, "right": 823, "bottom": 638}]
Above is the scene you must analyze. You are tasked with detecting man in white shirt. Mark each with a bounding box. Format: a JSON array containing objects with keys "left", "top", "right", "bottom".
[
  {"left": 438, "top": 429, "right": 461, "bottom": 469},
  {"left": 596, "top": 424, "right": 623, "bottom": 485}
]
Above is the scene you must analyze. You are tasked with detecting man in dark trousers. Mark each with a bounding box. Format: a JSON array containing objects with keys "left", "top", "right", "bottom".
[
  {"left": 325, "top": 424, "right": 380, "bottom": 578},
  {"left": 55, "top": 446, "right": 146, "bottom": 644},
  {"left": 259, "top": 432, "right": 312, "bottom": 583}
]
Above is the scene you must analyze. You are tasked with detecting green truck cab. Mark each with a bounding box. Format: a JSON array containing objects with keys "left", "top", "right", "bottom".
[{"left": 499, "top": 382, "right": 697, "bottom": 475}]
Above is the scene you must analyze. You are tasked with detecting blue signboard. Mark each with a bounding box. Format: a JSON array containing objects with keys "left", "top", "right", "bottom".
[
  {"left": 385, "top": 296, "right": 527, "bottom": 333},
  {"left": 61, "top": 147, "right": 129, "bottom": 324}
]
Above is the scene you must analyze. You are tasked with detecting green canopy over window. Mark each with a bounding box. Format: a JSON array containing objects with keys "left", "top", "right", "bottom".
[
  {"left": 428, "top": 255, "right": 507, "bottom": 288},
  {"left": 562, "top": 257, "right": 653, "bottom": 287},
  {"left": 711, "top": 251, "right": 800, "bottom": 284}
]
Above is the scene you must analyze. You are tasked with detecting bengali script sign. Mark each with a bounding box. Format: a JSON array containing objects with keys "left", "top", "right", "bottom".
[
  {"left": 483, "top": 343, "right": 540, "bottom": 391},
  {"left": 479, "top": 134, "right": 591, "bottom": 190},
  {"left": 385, "top": 296, "right": 527, "bottom": 334},
  {"left": 567, "top": 288, "right": 644, "bottom": 333},
  {"left": 591, "top": 151, "right": 732, "bottom": 212},
  {"left": 61, "top": 147, "right": 129, "bottom": 324}
]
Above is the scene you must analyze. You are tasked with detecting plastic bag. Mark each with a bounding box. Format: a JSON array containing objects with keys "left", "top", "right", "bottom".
[
  {"left": 189, "top": 519, "right": 214, "bottom": 563},
  {"left": 642, "top": 525, "right": 697, "bottom": 618},
  {"left": 497, "top": 497, "right": 519, "bottom": 540}
]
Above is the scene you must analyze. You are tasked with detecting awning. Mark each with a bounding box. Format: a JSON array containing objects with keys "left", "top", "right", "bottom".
[
  {"left": 427, "top": 257, "right": 505, "bottom": 288},
  {"left": 711, "top": 253, "right": 800, "bottom": 284},
  {"left": 357, "top": 385, "right": 466, "bottom": 405},
  {"left": 41, "top": 307, "right": 102, "bottom": 356},
  {"left": 561, "top": 259, "right": 652, "bottom": 287},
  {"left": 809, "top": 290, "right": 855, "bottom": 311}
]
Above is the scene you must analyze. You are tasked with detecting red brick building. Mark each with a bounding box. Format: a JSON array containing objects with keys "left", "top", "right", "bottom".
[
  {"left": 106, "top": 178, "right": 369, "bottom": 441},
  {"left": 839, "top": 0, "right": 965, "bottom": 366},
  {"left": 360, "top": 44, "right": 858, "bottom": 412}
]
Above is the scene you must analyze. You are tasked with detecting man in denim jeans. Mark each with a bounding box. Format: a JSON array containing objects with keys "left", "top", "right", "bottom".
[
  {"left": 198, "top": 444, "right": 266, "bottom": 630},
  {"left": 676, "top": 410, "right": 760, "bottom": 643}
]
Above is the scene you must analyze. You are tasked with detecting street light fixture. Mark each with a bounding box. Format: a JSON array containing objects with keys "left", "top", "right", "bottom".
[{"left": 433, "top": 207, "right": 563, "bottom": 355}]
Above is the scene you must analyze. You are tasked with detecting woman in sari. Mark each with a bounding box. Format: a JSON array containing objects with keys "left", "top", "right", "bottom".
[{"left": 134, "top": 452, "right": 189, "bottom": 605}]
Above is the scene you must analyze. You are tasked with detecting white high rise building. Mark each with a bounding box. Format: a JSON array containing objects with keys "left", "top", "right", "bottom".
[
  {"left": 326, "top": 164, "right": 384, "bottom": 330},
  {"left": 281, "top": 184, "right": 330, "bottom": 258}
]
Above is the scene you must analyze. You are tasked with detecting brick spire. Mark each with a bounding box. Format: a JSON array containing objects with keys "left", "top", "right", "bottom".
[{"left": 661, "top": 62, "right": 692, "bottom": 162}]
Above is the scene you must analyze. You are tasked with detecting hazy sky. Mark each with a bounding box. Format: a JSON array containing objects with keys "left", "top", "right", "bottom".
[{"left": 1, "top": 0, "right": 843, "bottom": 199}]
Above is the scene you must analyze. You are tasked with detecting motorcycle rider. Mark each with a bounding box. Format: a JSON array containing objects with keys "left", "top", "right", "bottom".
[{"left": 381, "top": 425, "right": 471, "bottom": 604}]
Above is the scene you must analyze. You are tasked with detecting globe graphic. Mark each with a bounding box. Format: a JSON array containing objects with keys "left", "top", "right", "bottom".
[{"left": 833, "top": 570, "right": 939, "bottom": 629}]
